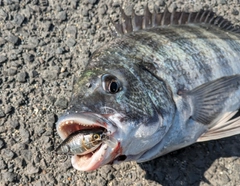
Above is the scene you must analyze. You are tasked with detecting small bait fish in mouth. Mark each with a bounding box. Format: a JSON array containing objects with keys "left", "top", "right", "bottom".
[{"left": 56, "top": 128, "right": 113, "bottom": 156}]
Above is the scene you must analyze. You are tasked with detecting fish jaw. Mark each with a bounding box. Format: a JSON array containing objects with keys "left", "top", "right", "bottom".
[
  {"left": 71, "top": 141, "right": 122, "bottom": 171},
  {"left": 56, "top": 112, "right": 121, "bottom": 171}
]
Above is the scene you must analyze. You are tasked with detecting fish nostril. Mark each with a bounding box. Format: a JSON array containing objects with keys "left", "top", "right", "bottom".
[{"left": 116, "top": 155, "right": 127, "bottom": 161}]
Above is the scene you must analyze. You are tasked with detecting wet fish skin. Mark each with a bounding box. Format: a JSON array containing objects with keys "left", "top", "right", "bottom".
[{"left": 56, "top": 9, "right": 240, "bottom": 171}]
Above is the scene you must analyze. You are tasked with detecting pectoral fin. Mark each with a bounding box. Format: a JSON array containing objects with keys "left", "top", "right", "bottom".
[
  {"left": 179, "top": 75, "right": 240, "bottom": 141},
  {"left": 197, "top": 111, "right": 240, "bottom": 141},
  {"left": 180, "top": 75, "right": 240, "bottom": 125}
]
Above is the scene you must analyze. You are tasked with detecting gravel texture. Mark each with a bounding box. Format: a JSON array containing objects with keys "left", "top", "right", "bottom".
[{"left": 1, "top": 0, "right": 240, "bottom": 185}]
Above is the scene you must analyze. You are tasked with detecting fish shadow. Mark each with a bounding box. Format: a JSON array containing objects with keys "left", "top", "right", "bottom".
[{"left": 139, "top": 135, "right": 240, "bottom": 186}]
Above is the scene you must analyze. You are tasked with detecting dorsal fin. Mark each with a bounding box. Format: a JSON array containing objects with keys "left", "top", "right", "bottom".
[{"left": 113, "top": 6, "right": 240, "bottom": 35}]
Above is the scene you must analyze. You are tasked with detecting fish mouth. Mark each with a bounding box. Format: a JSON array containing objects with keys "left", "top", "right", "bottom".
[{"left": 56, "top": 112, "right": 120, "bottom": 171}]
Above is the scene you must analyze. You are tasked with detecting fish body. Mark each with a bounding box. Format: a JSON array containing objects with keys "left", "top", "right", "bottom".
[
  {"left": 56, "top": 128, "right": 108, "bottom": 155},
  {"left": 56, "top": 8, "right": 240, "bottom": 171}
]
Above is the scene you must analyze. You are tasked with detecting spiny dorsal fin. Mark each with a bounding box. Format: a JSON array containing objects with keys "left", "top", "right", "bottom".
[{"left": 113, "top": 6, "right": 240, "bottom": 35}]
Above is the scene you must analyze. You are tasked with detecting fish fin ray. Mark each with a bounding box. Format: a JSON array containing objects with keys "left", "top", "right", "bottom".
[
  {"left": 120, "top": 6, "right": 133, "bottom": 34},
  {"left": 180, "top": 75, "right": 240, "bottom": 125},
  {"left": 132, "top": 8, "right": 144, "bottom": 31},
  {"left": 108, "top": 19, "right": 120, "bottom": 37},
  {"left": 143, "top": 5, "right": 152, "bottom": 29},
  {"left": 179, "top": 11, "right": 189, "bottom": 24},
  {"left": 113, "top": 5, "right": 240, "bottom": 35},
  {"left": 111, "top": 18, "right": 124, "bottom": 35},
  {"left": 197, "top": 111, "right": 240, "bottom": 142},
  {"left": 161, "top": 7, "right": 171, "bottom": 25}
]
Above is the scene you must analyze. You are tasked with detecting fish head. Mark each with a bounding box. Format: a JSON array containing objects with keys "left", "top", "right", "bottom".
[{"left": 56, "top": 63, "right": 169, "bottom": 171}]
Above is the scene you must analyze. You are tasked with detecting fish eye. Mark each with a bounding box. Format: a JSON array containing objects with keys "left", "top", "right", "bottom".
[
  {"left": 109, "top": 80, "right": 119, "bottom": 93},
  {"left": 101, "top": 74, "right": 122, "bottom": 94}
]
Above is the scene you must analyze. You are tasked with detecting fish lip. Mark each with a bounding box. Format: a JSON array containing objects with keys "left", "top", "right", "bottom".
[
  {"left": 71, "top": 142, "right": 121, "bottom": 171},
  {"left": 71, "top": 144, "right": 108, "bottom": 171},
  {"left": 56, "top": 112, "right": 120, "bottom": 171}
]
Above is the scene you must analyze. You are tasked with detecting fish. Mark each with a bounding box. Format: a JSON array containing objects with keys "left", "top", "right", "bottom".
[
  {"left": 55, "top": 128, "right": 109, "bottom": 155},
  {"left": 55, "top": 6, "right": 240, "bottom": 171}
]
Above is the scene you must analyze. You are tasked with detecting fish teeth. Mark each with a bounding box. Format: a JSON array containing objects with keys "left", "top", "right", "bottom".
[
  {"left": 61, "top": 121, "right": 92, "bottom": 126},
  {"left": 60, "top": 119, "right": 104, "bottom": 130}
]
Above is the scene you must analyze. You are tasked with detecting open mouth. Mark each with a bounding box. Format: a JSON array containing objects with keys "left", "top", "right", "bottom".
[{"left": 56, "top": 113, "right": 119, "bottom": 171}]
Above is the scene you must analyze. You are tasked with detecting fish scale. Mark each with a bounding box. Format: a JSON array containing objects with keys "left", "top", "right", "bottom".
[
  {"left": 98, "top": 24, "right": 240, "bottom": 91},
  {"left": 178, "top": 26, "right": 234, "bottom": 73}
]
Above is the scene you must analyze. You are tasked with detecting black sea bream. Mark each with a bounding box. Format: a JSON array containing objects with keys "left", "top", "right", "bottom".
[{"left": 56, "top": 7, "right": 240, "bottom": 171}]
